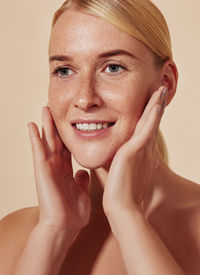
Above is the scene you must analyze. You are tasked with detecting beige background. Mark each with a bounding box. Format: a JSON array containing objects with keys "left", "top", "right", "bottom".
[{"left": 0, "top": 1, "right": 200, "bottom": 219}]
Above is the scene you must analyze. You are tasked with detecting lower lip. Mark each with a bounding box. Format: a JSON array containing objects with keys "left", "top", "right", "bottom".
[{"left": 72, "top": 125, "right": 114, "bottom": 139}]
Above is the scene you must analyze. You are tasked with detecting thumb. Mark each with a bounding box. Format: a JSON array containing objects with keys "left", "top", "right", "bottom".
[{"left": 74, "top": 170, "right": 90, "bottom": 193}]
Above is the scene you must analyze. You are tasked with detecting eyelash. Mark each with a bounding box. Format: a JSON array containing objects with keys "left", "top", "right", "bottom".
[{"left": 52, "top": 64, "right": 126, "bottom": 78}]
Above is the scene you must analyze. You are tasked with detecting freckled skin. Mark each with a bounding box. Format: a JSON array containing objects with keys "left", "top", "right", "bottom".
[{"left": 48, "top": 10, "right": 162, "bottom": 169}]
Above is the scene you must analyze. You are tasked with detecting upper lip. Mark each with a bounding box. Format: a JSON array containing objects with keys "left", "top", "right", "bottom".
[{"left": 70, "top": 119, "right": 115, "bottom": 125}]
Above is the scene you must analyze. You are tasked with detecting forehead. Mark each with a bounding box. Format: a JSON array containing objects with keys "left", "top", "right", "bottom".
[{"left": 49, "top": 10, "right": 150, "bottom": 59}]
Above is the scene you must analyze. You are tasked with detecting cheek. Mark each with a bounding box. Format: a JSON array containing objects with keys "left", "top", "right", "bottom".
[
  {"left": 103, "top": 77, "right": 149, "bottom": 120},
  {"left": 48, "top": 81, "right": 71, "bottom": 120}
]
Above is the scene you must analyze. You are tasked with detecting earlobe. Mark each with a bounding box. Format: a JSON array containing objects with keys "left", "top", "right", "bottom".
[{"left": 161, "top": 60, "right": 178, "bottom": 105}]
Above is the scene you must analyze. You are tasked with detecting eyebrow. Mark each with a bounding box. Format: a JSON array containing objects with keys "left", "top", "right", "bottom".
[{"left": 49, "top": 49, "right": 138, "bottom": 63}]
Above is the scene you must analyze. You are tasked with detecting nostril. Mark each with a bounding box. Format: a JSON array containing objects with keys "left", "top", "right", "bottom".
[
  {"left": 73, "top": 93, "right": 104, "bottom": 110},
  {"left": 74, "top": 102, "right": 98, "bottom": 110}
]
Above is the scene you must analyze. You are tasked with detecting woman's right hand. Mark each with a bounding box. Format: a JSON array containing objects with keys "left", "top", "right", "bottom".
[{"left": 28, "top": 106, "right": 91, "bottom": 240}]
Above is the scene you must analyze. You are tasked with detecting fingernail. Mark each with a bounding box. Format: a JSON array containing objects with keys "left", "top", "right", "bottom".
[{"left": 160, "top": 87, "right": 168, "bottom": 101}]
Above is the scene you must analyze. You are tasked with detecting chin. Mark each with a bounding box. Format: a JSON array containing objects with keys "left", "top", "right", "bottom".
[
  {"left": 72, "top": 150, "right": 114, "bottom": 170},
  {"left": 64, "top": 134, "right": 128, "bottom": 170}
]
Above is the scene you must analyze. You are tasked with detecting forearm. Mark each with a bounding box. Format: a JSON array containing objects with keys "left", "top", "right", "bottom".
[
  {"left": 108, "top": 208, "right": 185, "bottom": 275},
  {"left": 12, "top": 223, "right": 74, "bottom": 275}
]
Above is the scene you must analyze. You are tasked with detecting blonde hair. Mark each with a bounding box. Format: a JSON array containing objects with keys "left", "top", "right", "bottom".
[{"left": 51, "top": 0, "right": 171, "bottom": 163}]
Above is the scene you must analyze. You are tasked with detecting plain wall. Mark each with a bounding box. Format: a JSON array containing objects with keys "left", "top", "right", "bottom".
[{"left": 0, "top": 0, "right": 200, "bottom": 218}]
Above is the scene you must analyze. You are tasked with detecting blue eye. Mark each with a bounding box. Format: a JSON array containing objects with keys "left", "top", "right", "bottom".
[
  {"left": 53, "top": 67, "right": 73, "bottom": 77},
  {"left": 52, "top": 64, "right": 125, "bottom": 78},
  {"left": 105, "top": 64, "right": 125, "bottom": 74}
]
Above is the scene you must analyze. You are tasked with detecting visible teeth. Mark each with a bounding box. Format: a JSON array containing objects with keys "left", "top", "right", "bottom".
[
  {"left": 82, "top": 123, "right": 88, "bottom": 130},
  {"left": 89, "top": 123, "right": 97, "bottom": 130},
  {"left": 97, "top": 123, "right": 102, "bottom": 130},
  {"left": 75, "top": 122, "right": 110, "bottom": 131},
  {"left": 78, "top": 123, "right": 82, "bottom": 130}
]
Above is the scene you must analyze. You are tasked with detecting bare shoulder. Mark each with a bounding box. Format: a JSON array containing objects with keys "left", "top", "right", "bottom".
[
  {"left": 149, "top": 175, "right": 200, "bottom": 274},
  {"left": 0, "top": 206, "right": 39, "bottom": 274},
  {"left": 171, "top": 176, "right": 200, "bottom": 231},
  {"left": 189, "top": 196, "right": 200, "bottom": 240},
  {"left": 0, "top": 206, "right": 39, "bottom": 228}
]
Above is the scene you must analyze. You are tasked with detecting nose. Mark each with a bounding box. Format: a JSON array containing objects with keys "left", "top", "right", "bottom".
[{"left": 73, "top": 74, "right": 103, "bottom": 111}]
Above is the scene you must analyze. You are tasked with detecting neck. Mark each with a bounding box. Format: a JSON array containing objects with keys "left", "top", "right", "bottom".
[
  {"left": 88, "top": 167, "right": 107, "bottom": 215},
  {"left": 88, "top": 153, "right": 174, "bottom": 220}
]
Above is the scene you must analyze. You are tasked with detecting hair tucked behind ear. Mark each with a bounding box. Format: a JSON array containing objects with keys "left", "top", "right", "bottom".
[{"left": 51, "top": 0, "right": 173, "bottom": 164}]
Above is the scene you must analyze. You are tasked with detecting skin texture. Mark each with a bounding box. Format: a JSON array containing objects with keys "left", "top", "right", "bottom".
[
  {"left": 48, "top": 10, "right": 176, "bottom": 171},
  {"left": 6, "top": 8, "right": 200, "bottom": 275}
]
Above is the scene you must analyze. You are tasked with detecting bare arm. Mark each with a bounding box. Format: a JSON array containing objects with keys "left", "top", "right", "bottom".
[
  {"left": 11, "top": 106, "right": 91, "bottom": 274},
  {"left": 107, "top": 208, "right": 185, "bottom": 275},
  {"left": 102, "top": 87, "right": 185, "bottom": 274},
  {"left": 12, "top": 223, "right": 74, "bottom": 275}
]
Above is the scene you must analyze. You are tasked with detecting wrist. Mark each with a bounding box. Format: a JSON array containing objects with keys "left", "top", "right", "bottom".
[
  {"left": 105, "top": 201, "right": 143, "bottom": 221},
  {"left": 105, "top": 205, "right": 144, "bottom": 237},
  {"left": 35, "top": 222, "right": 78, "bottom": 248},
  {"left": 13, "top": 222, "right": 76, "bottom": 275}
]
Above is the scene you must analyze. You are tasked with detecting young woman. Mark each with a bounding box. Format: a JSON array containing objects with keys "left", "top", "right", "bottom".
[{"left": 0, "top": 0, "right": 200, "bottom": 274}]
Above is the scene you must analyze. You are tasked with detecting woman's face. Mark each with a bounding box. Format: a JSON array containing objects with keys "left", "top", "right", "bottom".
[{"left": 48, "top": 10, "right": 162, "bottom": 169}]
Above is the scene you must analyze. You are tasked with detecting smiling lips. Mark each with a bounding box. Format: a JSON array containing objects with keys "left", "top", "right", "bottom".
[{"left": 71, "top": 120, "right": 115, "bottom": 132}]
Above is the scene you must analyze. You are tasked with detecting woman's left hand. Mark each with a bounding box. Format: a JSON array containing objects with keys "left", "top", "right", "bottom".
[{"left": 102, "top": 86, "right": 168, "bottom": 217}]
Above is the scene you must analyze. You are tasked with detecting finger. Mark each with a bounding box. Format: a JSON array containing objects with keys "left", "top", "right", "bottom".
[
  {"left": 156, "top": 99, "right": 167, "bottom": 134},
  {"left": 42, "top": 106, "right": 57, "bottom": 155},
  {"left": 46, "top": 106, "right": 66, "bottom": 153},
  {"left": 140, "top": 94, "right": 167, "bottom": 145},
  {"left": 74, "top": 170, "right": 90, "bottom": 193},
  {"left": 134, "top": 86, "right": 167, "bottom": 135},
  {"left": 28, "top": 122, "right": 47, "bottom": 163},
  {"left": 142, "top": 86, "right": 167, "bottom": 124},
  {"left": 53, "top": 120, "right": 65, "bottom": 154},
  {"left": 43, "top": 106, "right": 73, "bottom": 165},
  {"left": 132, "top": 104, "right": 159, "bottom": 148}
]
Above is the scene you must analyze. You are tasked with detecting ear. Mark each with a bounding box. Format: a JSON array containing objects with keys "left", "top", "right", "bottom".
[{"left": 160, "top": 60, "right": 178, "bottom": 106}]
